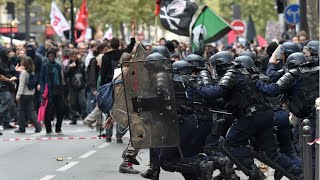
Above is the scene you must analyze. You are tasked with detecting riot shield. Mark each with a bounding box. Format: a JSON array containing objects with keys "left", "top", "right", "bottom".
[
  {"left": 133, "top": 44, "right": 149, "bottom": 61},
  {"left": 121, "top": 60, "right": 180, "bottom": 149}
]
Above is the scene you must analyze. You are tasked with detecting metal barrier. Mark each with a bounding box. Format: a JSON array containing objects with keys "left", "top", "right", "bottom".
[
  {"left": 301, "top": 119, "right": 313, "bottom": 180},
  {"left": 315, "top": 98, "right": 320, "bottom": 180}
]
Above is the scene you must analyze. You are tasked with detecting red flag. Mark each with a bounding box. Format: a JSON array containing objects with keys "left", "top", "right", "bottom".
[
  {"left": 257, "top": 35, "right": 267, "bottom": 47},
  {"left": 154, "top": 0, "right": 161, "bottom": 16},
  {"left": 228, "top": 30, "right": 236, "bottom": 45},
  {"left": 75, "top": 0, "right": 88, "bottom": 42}
]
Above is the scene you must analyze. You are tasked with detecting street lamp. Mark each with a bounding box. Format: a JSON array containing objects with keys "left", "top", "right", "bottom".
[{"left": 10, "top": 20, "right": 16, "bottom": 46}]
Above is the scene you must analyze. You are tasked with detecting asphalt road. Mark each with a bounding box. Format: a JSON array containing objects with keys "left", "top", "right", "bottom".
[{"left": 0, "top": 121, "right": 286, "bottom": 180}]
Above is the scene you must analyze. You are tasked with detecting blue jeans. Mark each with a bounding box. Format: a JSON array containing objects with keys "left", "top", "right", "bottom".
[
  {"left": 86, "top": 90, "right": 96, "bottom": 115},
  {"left": 105, "top": 123, "right": 127, "bottom": 139}
]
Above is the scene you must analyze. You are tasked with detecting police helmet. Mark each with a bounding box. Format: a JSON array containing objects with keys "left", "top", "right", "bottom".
[
  {"left": 239, "top": 50, "right": 256, "bottom": 61},
  {"left": 281, "top": 42, "right": 300, "bottom": 57},
  {"left": 172, "top": 60, "right": 193, "bottom": 75},
  {"left": 209, "top": 51, "right": 234, "bottom": 66},
  {"left": 287, "top": 52, "right": 308, "bottom": 69},
  {"left": 184, "top": 54, "right": 206, "bottom": 69},
  {"left": 150, "top": 46, "right": 170, "bottom": 58},
  {"left": 304, "top": 40, "right": 319, "bottom": 55},
  {"left": 234, "top": 56, "right": 254, "bottom": 69},
  {"left": 145, "top": 52, "right": 167, "bottom": 61}
]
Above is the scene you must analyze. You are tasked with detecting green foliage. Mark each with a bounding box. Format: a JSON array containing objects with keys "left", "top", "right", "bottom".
[
  {"left": 6, "top": 0, "right": 156, "bottom": 32},
  {"left": 204, "top": 0, "right": 278, "bottom": 36}
]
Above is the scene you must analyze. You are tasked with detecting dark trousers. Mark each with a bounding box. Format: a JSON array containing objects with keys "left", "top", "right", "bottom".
[
  {"left": 226, "top": 110, "right": 298, "bottom": 172},
  {"left": 160, "top": 113, "right": 212, "bottom": 177},
  {"left": 17, "top": 95, "right": 41, "bottom": 131},
  {"left": 69, "top": 88, "right": 86, "bottom": 120},
  {"left": 34, "top": 89, "right": 41, "bottom": 112},
  {"left": 44, "top": 95, "right": 64, "bottom": 133},
  {"left": 273, "top": 109, "right": 302, "bottom": 167},
  {"left": 0, "top": 91, "right": 11, "bottom": 125}
]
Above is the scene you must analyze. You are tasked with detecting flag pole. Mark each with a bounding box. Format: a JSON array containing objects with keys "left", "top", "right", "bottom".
[
  {"left": 70, "top": 0, "right": 75, "bottom": 44},
  {"left": 153, "top": 16, "right": 158, "bottom": 44}
]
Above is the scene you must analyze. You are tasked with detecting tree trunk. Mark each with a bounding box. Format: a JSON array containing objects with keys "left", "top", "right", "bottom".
[
  {"left": 120, "top": 22, "right": 125, "bottom": 42},
  {"left": 306, "top": 0, "right": 319, "bottom": 39},
  {"left": 299, "top": 0, "right": 309, "bottom": 35}
]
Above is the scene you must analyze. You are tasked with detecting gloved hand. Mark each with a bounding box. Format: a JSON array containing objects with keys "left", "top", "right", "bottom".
[
  {"left": 251, "top": 73, "right": 260, "bottom": 83},
  {"left": 180, "top": 75, "right": 197, "bottom": 88}
]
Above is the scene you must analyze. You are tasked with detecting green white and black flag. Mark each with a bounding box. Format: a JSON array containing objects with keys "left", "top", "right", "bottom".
[
  {"left": 160, "top": 0, "right": 198, "bottom": 36},
  {"left": 191, "top": 6, "right": 232, "bottom": 52}
]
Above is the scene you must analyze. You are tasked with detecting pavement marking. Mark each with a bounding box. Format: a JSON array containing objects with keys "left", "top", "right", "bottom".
[
  {"left": 0, "top": 136, "right": 129, "bottom": 142},
  {"left": 56, "top": 161, "right": 79, "bottom": 172},
  {"left": 39, "top": 175, "right": 56, "bottom": 180},
  {"left": 79, "top": 150, "right": 97, "bottom": 159},
  {"left": 97, "top": 143, "right": 110, "bottom": 149}
]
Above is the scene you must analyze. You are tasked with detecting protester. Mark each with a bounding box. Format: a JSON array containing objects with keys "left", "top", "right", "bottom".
[
  {"left": 64, "top": 49, "right": 86, "bottom": 125},
  {"left": 14, "top": 56, "right": 42, "bottom": 133},
  {"left": 0, "top": 47, "right": 16, "bottom": 129},
  {"left": 39, "top": 50, "right": 65, "bottom": 135}
]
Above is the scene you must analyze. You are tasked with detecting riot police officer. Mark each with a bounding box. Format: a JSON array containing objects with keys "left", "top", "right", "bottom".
[
  {"left": 266, "top": 42, "right": 300, "bottom": 82},
  {"left": 302, "top": 40, "right": 319, "bottom": 65},
  {"left": 235, "top": 55, "right": 302, "bottom": 176},
  {"left": 188, "top": 51, "right": 303, "bottom": 180},
  {"left": 157, "top": 57, "right": 220, "bottom": 180},
  {"left": 140, "top": 51, "right": 169, "bottom": 180},
  {"left": 256, "top": 52, "right": 319, "bottom": 179}
]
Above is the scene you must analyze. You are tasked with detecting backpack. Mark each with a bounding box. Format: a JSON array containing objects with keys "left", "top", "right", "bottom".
[
  {"left": 96, "top": 79, "right": 123, "bottom": 113},
  {"left": 26, "top": 73, "right": 36, "bottom": 90}
]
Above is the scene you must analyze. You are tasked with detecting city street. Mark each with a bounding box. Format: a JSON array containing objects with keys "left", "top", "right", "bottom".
[{"left": 0, "top": 121, "right": 287, "bottom": 180}]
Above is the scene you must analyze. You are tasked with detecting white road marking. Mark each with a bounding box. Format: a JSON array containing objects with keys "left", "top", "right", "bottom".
[
  {"left": 39, "top": 175, "right": 56, "bottom": 180},
  {"left": 56, "top": 161, "right": 79, "bottom": 171},
  {"left": 78, "top": 150, "right": 97, "bottom": 159},
  {"left": 97, "top": 143, "right": 110, "bottom": 149}
]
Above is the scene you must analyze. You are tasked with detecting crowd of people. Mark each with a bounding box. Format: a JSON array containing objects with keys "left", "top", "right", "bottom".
[{"left": 0, "top": 24, "right": 319, "bottom": 180}]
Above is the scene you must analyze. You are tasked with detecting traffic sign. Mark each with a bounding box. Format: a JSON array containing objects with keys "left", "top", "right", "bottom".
[
  {"left": 284, "top": 4, "right": 300, "bottom": 24},
  {"left": 231, "top": 19, "right": 246, "bottom": 36}
]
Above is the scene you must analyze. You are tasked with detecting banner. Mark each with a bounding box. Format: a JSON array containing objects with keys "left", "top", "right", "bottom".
[{"left": 50, "top": 2, "right": 70, "bottom": 37}]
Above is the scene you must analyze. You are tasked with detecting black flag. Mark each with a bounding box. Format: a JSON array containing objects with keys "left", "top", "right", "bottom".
[
  {"left": 246, "top": 15, "right": 257, "bottom": 43},
  {"left": 159, "top": 0, "right": 198, "bottom": 36}
]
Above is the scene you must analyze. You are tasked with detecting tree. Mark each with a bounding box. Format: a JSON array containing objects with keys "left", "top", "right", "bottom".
[
  {"left": 3, "top": 0, "right": 156, "bottom": 37},
  {"left": 204, "top": 0, "right": 278, "bottom": 37}
]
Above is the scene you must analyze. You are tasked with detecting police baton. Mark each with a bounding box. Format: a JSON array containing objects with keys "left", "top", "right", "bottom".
[
  {"left": 301, "top": 119, "right": 313, "bottom": 180},
  {"left": 209, "top": 109, "right": 232, "bottom": 115}
]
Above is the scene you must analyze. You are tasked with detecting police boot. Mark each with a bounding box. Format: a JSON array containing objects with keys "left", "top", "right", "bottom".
[
  {"left": 199, "top": 160, "right": 214, "bottom": 180},
  {"left": 248, "top": 164, "right": 266, "bottom": 180},
  {"left": 213, "top": 157, "right": 240, "bottom": 180},
  {"left": 119, "top": 161, "right": 139, "bottom": 174},
  {"left": 140, "top": 167, "right": 160, "bottom": 180},
  {"left": 274, "top": 170, "right": 283, "bottom": 180}
]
